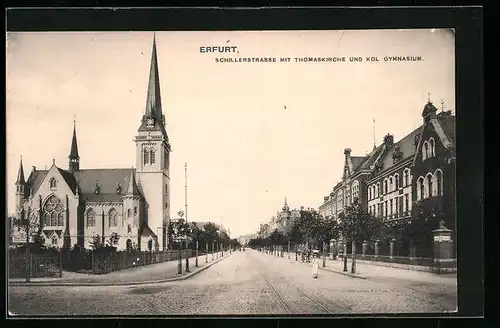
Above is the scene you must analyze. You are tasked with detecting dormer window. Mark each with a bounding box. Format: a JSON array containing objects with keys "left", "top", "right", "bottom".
[{"left": 49, "top": 177, "right": 57, "bottom": 189}]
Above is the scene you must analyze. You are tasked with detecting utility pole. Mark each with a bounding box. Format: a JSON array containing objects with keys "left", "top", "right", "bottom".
[{"left": 184, "top": 162, "right": 190, "bottom": 272}]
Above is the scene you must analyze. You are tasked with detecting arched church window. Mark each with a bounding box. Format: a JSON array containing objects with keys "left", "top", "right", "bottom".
[
  {"left": 435, "top": 170, "right": 443, "bottom": 195},
  {"left": 429, "top": 138, "right": 436, "bottom": 157},
  {"left": 49, "top": 177, "right": 57, "bottom": 189},
  {"left": 86, "top": 208, "right": 95, "bottom": 228},
  {"left": 43, "top": 195, "right": 64, "bottom": 227},
  {"left": 144, "top": 149, "right": 149, "bottom": 165},
  {"left": 52, "top": 234, "right": 58, "bottom": 245},
  {"left": 426, "top": 173, "right": 433, "bottom": 198},
  {"left": 150, "top": 149, "right": 156, "bottom": 164},
  {"left": 127, "top": 209, "right": 131, "bottom": 218},
  {"left": 109, "top": 208, "right": 117, "bottom": 227}
]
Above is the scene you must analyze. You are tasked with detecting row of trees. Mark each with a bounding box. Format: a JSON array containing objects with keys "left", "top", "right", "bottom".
[
  {"left": 249, "top": 198, "right": 443, "bottom": 272},
  {"left": 168, "top": 219, "right": 240, "bottom": 251}
]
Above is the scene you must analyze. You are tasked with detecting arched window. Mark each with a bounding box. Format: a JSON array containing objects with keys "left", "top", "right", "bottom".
[
  {"left": 144, "top": 149, "right": 149, "bottom": 165},
  {"left": 86, "top": 208, "right": 95, "bottom": 228},
  {"left": 383, "top": 180, "right": 388, "bottom": 194},
  {"left": 128, "top": 224, "right": 132, "bottom": 234},
  {"left": 109, "top": 208, "right": 117, "bottom": 227},
  {"left": 377, "top": 182, "right": 381, "bottom": 197},
  {"left": 426, "top": 173, "right": 433, "bottom": 197},
  {"left": 417, "top": 177, "right": 425, "bottom": 200},
  {"left": 368, "top": 186, "right": 372, "bottom": 200},
  {"left": 423, "top": 141, "right": 429, "bottom": 160},
  {"left": 429, "top": 138, "right": 436, "bottom": 157},
  {"left": 403, "top": 169, "right": 410, "bottom": 187},
  {"left": 134, "top": 206, "right": 137, "bottom": 216},
  {"left": 394, "top": 174, "right": 400, "bottom": 190},
  {"left": 52, "top": 234, "right": 58, "bottom": 245},
  {"left": 43, "top": 195, "right": 64, "bottom": 227},
  {"left": 150, "top": 149, "right": 156, "bottom": 164},
  {"left": 127, "top": 209, "right": 132, "bottom": 218},
  {"left": 49, "top": 177, "right": 57, "bottom": 189},
  {"left": 435, "top": 170, "right": 443, "bottom": 195},
  {"left": 389, "top": 177, "right": 394, "bottom": 192}
]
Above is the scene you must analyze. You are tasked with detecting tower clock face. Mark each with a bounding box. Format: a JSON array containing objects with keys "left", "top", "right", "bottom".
[{"left": 146, "top": 117, "right": 154, "bottom": 127}]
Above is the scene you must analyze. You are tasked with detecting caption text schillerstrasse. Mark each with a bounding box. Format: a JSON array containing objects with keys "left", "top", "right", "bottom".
[{"left": 200, "top": 46, "right": 424, "bottom": 63}]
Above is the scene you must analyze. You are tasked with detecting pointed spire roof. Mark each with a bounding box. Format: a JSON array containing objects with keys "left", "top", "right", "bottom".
[
  {"left": 145, "top": 33, "right": 163, "bottom": 123},
  {"left": 15, "top": 156, "right": 25, "bottom": 185},
  {"left": 69, "top": 120, "right": 80, "bottom": 159},
  {"left": 126, "top": 170, "right": 140, "bottom": 196}
]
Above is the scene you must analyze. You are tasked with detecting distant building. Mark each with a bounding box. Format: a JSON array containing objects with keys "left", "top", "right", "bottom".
[
  {"left": 276, "top": 198, "right": 301, "bottom": 236},
  {"left": 11, "top": 36, "right": 172, "bottom": 252},
  {"left": 319, "top": 99, "right": 455, "bottom": 257}
]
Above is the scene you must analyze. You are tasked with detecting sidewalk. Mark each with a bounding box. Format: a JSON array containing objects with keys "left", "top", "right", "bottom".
[
  {"left": 9, "top": 252, "right": 230, "bottom": 286},
  {"left": 262, "top": 251, "right": 456, "bottom": 285}
]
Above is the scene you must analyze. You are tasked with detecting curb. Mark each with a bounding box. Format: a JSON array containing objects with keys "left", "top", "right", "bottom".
[
  {"left": 8, "top": 254, "right": 231, "bottom": 287},
  {"left": 264, "top": 251, "right": 367, "bottom": 280}
]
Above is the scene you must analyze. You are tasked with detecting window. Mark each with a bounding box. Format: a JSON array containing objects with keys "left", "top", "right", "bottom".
[
  {"left": 416, "top": 177, "right": 423, "bottom": 200},
  {"left": 384, "top": 180, "right": 388, "bottom": 194},
  {"left": 389, "top": 177, "right": 393, "bottom": 192},
  {"left": 127, "top": 209, "right": 131, "bottom": 218},
  {"left": 144, "top": 149, "right": 149, "bottom": 165},
  {"left": 128, "top": 224, "right": 132, "bottom": 234},
  {"left": 150, "top": 149, "right": 156, "bottom": 164},
  {"left": 389, "top": 199, "right": 393, "bottom": 216},
  {"left": 377, "top": 183, "right": 381, "bottom": 197},
  {"left": 426, "top": 174, "right": 433, "bottom": 198},
  {"left": 403, "top": 169, "right": 410, "bottom": 187},
  {"left": 384, "top": 201, "right": 388, "bottom": 217},
  {"left": 86, "top": 208, "right": 95, "bottom": 228},
  {"left": 405, "top": 194, "right": 409, "bottom": 213},
  {"left": 134, "top": 206, "right": 137, "bottom": 216},
  {"left": 423, "top": 141, "right": 429, "bottom": 160},
  {"left": 435, "top": 170, "right": 443, "bottom": 195},
  {"left": 109, "top": 208, "right": 117, "bottom": 227},
  {"left": 395, "top": 197, "right": 399, "bottom": 215},
  {"left": 52, "top": 235, "right": 58, "bottom": 245},
  {"left": 429, "top": 138, "right": 436, "bottom": 157},
  {"left": 49, "top": 177, "right": 57, "bottom": 189},
  {"left": 165, "top": 184, "right": 168, "bottom": 194},
  {"left": 43, "top": 195, "right": 64, "bottom": 227},
  {"left": 394, "top": 174, "right": 400, "bottom": 189}
]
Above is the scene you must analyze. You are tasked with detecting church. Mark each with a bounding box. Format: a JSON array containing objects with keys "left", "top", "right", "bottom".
[{"left": 13, "top": 35, "right": 172, "bottom": 251}]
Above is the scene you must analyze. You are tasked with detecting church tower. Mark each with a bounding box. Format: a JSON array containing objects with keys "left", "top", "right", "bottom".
[
  {"left": 135, "top": 34, "right": 171, "bottom": 250},
  {"left": 68, "top": 120, "right": 80, "bottom": 173}
]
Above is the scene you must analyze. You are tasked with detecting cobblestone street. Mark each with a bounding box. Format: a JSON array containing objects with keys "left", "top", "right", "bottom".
[{"left": 8, "top": 249, "right": 457, "bottom": 316}]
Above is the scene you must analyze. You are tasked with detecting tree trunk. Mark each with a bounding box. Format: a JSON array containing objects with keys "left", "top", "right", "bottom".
[{"left": 351, "top": 240, "right": 356, "bottom": 274}]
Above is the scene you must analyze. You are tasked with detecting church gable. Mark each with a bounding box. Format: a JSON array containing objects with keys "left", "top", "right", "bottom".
[{"left": 32, "top": 165, "right": 76, "bottom": 200}]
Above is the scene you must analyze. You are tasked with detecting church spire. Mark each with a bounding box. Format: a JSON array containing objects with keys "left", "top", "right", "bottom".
[
  {"left": 126, "top": 170, "right": 140, "bottom": 196},
  {"left": 69, "top": 119, "right": 80, "bottom": 173},
  {"left": 15, "top": 156, "right": 25, "bottom": 185},
  {"left": 144, "top": 33, "right": 163, "bottom": 124}
]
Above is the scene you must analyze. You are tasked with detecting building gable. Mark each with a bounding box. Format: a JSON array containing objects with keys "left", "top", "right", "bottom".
[{"left": 31, "top": 165, "right": 76, "bottom": 202}]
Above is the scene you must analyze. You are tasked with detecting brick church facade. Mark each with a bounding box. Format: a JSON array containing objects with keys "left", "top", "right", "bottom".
[{"left": 12, "top": 36, "right": 172, "bottom": 251}]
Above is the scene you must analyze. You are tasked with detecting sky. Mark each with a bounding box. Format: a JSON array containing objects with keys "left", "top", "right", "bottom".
[{"left": 6, "top": 29, "right": 455, "bottom": 238}]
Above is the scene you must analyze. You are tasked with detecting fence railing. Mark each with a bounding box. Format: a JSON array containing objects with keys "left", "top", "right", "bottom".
[
  {"left": 8, "top": 249, "right": 62, "bottom": 279},
  {"left": 340, "top": 253, "right": 434, "bottom": 267}
]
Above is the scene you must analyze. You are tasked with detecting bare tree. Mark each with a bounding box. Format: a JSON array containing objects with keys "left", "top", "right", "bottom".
[{"left": 12, "top": 207, "right": 45, "bottom": 248}]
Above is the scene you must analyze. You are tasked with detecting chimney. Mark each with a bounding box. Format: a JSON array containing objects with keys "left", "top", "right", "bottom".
[{"left": 383, "top": 134, "right": 394, "bottom": 147}]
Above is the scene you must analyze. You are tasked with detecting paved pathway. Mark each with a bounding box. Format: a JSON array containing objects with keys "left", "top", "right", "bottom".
[
  {"left": 9, "top": 252, "right": 229, "bottom": 284},
  {"left": 8, "top": 249, "right": 457, "bottom": 316}
]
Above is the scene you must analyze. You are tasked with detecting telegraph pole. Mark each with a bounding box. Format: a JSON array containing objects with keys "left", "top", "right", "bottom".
[{"left": 185, "top": 162, "right": 190, "bottom": 272}]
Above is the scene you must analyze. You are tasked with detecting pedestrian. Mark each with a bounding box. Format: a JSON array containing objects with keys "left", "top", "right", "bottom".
[{"left": 311, "top": 250, "right": 320, "bottom": 278}]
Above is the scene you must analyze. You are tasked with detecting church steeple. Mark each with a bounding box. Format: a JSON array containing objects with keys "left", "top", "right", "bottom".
[
  {"left": 15, "top": 156, "right": 25, "bottom": 185},
  {"left": 68, "top": 119, "right": 80, "bottom": 173},
  {"left": 140, "top": 33, "right": 167, "bottom": 136}
]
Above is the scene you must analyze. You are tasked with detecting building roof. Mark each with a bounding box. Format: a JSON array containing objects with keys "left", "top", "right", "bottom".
[
  {"left": 73, "top": 168, "right": 142, "bottom": 203},
  {"left": 26, "top": 169, "right": 48, "bottom": 197},
  {"left": 377, "top": 126, "right": 423, "bottom": 173},
  {"left": 15, "top": 157, "right": 25, "bottom": 185},
  {"left": 437, "top": 112, "right": 455, "bottom": 142},
  {"left": 69, "top": 122, "right": 80, "bottom": 160}
]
